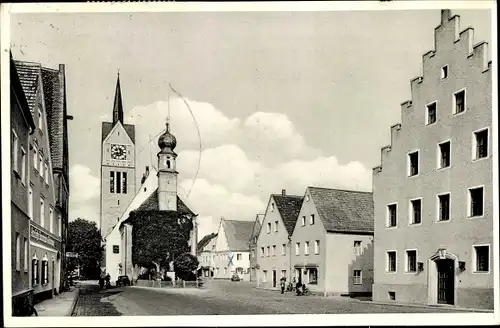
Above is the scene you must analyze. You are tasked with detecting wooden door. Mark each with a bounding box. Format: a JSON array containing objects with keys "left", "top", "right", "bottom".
[
  {"left": 272, "top": 270, "right": 277, "bottom": 288},
  {"left": 437, "top": 259, "right": 454, "bottom": 305}
]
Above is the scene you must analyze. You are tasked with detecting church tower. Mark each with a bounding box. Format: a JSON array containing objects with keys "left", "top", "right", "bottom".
[
  {"left": 100, "top": 72, "right": 136, "bottom": 238},
  {"left": 157, "top": 120, "right": 178, "bottom": 211}
]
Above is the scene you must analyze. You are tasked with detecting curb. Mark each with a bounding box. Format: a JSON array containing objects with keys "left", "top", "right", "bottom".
[
  {"left": 355, "top": 299, "right": 493, "bottom": 313},
  {"left": 66, "top": 288, "right": 80, "bottom": 316}
]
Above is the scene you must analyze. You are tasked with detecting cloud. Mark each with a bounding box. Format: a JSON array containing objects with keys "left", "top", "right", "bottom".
[{"left": 69, "top": 164, "right": 101, "bottom": 223}]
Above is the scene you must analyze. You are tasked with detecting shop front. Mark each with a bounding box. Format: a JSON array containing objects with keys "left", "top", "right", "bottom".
[{"left": 30, "top": 224, "right": 61, "bottom": 302}]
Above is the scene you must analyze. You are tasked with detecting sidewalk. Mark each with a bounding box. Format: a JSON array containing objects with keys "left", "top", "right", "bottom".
[
  {"left": 355, "top": 298, "right": 494, "bottom": 313},
  {"left": 34, "top": 287, "right": 80, "bottom": 317}
]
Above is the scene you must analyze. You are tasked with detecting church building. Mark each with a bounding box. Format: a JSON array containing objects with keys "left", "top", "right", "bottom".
[{"left": 101, "top": 74, "right": 197, "bottom": 284}]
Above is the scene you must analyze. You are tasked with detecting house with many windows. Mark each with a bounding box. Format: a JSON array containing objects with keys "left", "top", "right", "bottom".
[
  {"left": 10, "top": 55, "right": 36, "bottom": 314},
  {"left": 291, "top": 187, "right": 374, "bottom": 296},
  {"left": 255, "top": 190, "right": 303, "bottom": 289},
  {"left": 197, "top": 232, "right": 218, "bottom": 278},
  {"left": 15, "top": 59, "right": 71, "bottom": 301},
  {"left": 372, "top": 10, "right": 493, "bottom": 309},
  {"left": 212, "top": 219, "right": 254, "bottom": 280}
]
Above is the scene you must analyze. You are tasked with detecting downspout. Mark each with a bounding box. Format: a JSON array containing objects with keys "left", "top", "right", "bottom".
[{"left": 288, "top": 235, "right": 292, "bottom": 283}]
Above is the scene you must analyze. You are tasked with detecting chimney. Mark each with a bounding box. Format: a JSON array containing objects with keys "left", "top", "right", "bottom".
[
  {"left": 441, "top": 9, "right": 451, "bottom": 24},
  {"left": 281, "top": 189, "right": 286, "bottom": 196}
]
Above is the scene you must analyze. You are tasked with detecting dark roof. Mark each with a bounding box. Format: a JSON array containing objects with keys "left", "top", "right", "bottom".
[
  {"left": 222, "top": 220, "right": 254, "bottom": 251},
  {"left": 112, "top": 74, "right": 124, "bottom": 124},
  {"left": 272, "top": 195, "right": 303, "bottom": 235},
  {"left": 308, "top": 187, "right": 374, "bottom": 233},
  {"left": 10, "top": 55, "right": 35, "bottom": 132},
  {"left": 101, "top": 121, "right": 136, "bottom": 144},
  {"left": 197, "top": 233, "right": 217, "bottom": 253},
  {"left": 249, "top": 214, "right": 264, "bottom": 243},
  {"left": 135, "top": 188, "right": 194, "bottom": 216},
  {"left": 15, "top": 60, "right": 70, "bottom": 187}
]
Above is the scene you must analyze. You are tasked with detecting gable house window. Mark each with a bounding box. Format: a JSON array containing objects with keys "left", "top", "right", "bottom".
[
  {"left": 408, "top": 151, "right": 419, "bottom": 177},
  {"left": 40, "top": 198, "right": 45, "bottom": 228},
  {"left": 469, "top": 187, "right": 484, "bottom": 217},
  {"left": 28, "top": 185, "right": 33, "bottom": 219},
  {"left": 426, "top": 102, "right": 437, "bottom": 125},
  {"left": 314, "top": 240, "right": 320, "bottom": 255},
  {"left": 260, "top": 247, "right": 264, "bottom": 257},
  {"left": 236, "top": 253, "right": 242, "bottom": 261},
  {"left": 272, "top": 245, "right": 276, "bottom": 256},
  {"left": 281, "top": 244, "right": 286, "bottom": 255},
  {"left": 274, "top": 221, "right": 278, "bottom": 232},
  {"left": 387, "top": 251, "right": 396, "bottom": 272},
  {"left": 387, "top": 204, "right": 397, "bottom": 227},
  {"left": 32, "top": 258, "right": 39, "bottom": 286},
  {"left": 354, "top": 241, "right": 362, "bottom": 255},
  {"left": 441, "top": 65, "right": 448, "bottom": 79},
  {"left": 438, "top": 194, "right": 450, "bottom": 221},
  {"left": 301, "top": 216, "right": 306, "bottom": 226},
  {"left": 39, "top": 154, "right": 44, "bottom": 179},
  {"left": 49, "top": 207, "right": 54, "bottom": 233},
  {"left": 474, "top": 129, "right": 488, "bottom": 160},
  {"left": 266, "top": 246, "right": 270, "bottom": 257},
  {"left": 353, "top": 270, "right": 362, "bottom": 285},
  {"left": 454, "top": 89, "right": 466, "bottom": 114},
  {"left": 410, "top": 199, "right": 422, "bottom": 225},
  {"left": 474, "top": 245, "right": 489, "bottom": 272},
  {"left": 406, "top": 250, "right": 417, "bottom": 272},
  {"left": 20, "top": 147, "right": 26, "bottom": 184},
  {"left": 12, "top": 131, "right": 19, "bottom": 173},
  {"left": 267, "top": 222, "right": 271, "bottom": 234},
  {"left": 295, "top": 242, "right": 300, "bottom": 255},
  {"left": 44, "top": 163, "right": 49, "bottom": 184},
  {"left": 304, "top": 241, "right": 310, "bottom": 255},
  {"left": 41, "top": 258, "right": 49, "bottom": 285},
  {"left": 32, "top": 145, "right": 38, "bottom": 171},
  {"left": 309, "top": 214, "right": 315, "bottom": 225},
  {"left": 438, "top": 141, "right": 451, "bottom": 169}
]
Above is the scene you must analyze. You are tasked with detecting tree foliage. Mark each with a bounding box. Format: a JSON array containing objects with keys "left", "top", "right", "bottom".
[
  {"left": 173, "top": 253, "right": 199, "bottom": 281},
  {"left": 67, "top": 218, "right": 103, "bottom": 278},
  {"left": 129, "top": 210, "right": 193, "bottom": 272}
]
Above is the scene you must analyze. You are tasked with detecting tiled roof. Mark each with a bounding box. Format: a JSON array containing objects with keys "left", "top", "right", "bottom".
[
  {"left": 197, "top": 233, "right": 217, "bottom": 253},
  {"left": 249, "top": 214, "right": 264, "bottom": 243},
  {"left": 102, "top": 121, "right": 136, "bottom": 144},
  {"left": 272, "top": 195, "right": 303, "bottom": 235},
  {"left": 10, "top": 55, "right": 35, "bottom": 131},
  {"left": 308, "top": 187, "right": 374, "bottom": 233},
  {"left": 223, "top": 219, "right": 254, "bottom": 251},
  {"left": 135, "top": 187, "right": 194, "bottom": 216},
  {"left": 14, "top": 61, "right": 40, "bottom": 114}
]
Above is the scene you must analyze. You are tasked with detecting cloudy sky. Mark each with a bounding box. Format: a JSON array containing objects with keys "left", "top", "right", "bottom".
[{"left": 10, "top": 6, "right": 492, "bottom": 239}]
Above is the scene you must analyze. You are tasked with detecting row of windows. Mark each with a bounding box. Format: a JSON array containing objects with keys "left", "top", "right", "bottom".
[
  {"left": 295, "top": 240, "right": 320, "bottom": 256},
  {"left": 406, "top": 127, "right": 489, "bottom": 178},
  {"left": 423, "top": 87, "right": 468, "bottom": 126},
  {"left": 386, "top": 186, "right": 485, "bottom": 227},
  {"left": 110, "top": 171, "right": 128, "bottom": 194},
  {"left": 265, "top": 215, "right": 315, "bottom": 235},
  {"left": 200, "top": 253, "right": 246, "bottom": 262},
  {"left": 385, "top": 245, "right": 490, "bottom": 274},
  {"left": 31, "top": 258, "right": 51, "bottom": 286},
  {"left": 32, "top": 144, "right": 50, "bottom": 185},
  {"left": 27, "top": 185, "right": 62, "bottom": 236}
]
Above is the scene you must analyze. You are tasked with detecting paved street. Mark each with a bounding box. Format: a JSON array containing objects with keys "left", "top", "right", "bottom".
[{"left": 72, "top": 280, "right": 462, "bottom": 316}]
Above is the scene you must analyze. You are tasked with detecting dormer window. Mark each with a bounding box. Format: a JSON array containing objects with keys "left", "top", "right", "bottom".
[
  {"left": 271, "top": 203, "right": 275, "bottom": 212},
  {"left": 441, "top": 65, "right": 448, "bottom": 79}
]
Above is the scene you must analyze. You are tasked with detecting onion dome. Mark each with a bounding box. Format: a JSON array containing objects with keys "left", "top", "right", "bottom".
[{"left": 158, "top": 122, "right": 177, "bottom": 151}]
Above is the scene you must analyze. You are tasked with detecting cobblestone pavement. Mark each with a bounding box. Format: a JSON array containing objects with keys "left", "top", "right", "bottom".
[
  {"left": 104, "top": 280, "right": 462, "bottom": 316},
  {"left": 71, "top": 284, "right": 124, "bottom": 316}
]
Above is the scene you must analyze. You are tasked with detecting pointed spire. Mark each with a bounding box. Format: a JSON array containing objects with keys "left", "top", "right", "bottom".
[{"left": 112, "top": 70, "right": 124, "bottom": 124}]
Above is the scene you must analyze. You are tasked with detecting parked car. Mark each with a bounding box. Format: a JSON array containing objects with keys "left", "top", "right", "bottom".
[
  {"left": 116, "top": 275, "right": 131, "bottom": 286},
  {"left": 230, "top": 274, "right": 240, "bottom": 282}
]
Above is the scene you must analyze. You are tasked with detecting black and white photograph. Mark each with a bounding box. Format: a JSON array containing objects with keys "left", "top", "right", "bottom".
[{"left": 1, "top": 1, "right": 498, "bottom": 326}]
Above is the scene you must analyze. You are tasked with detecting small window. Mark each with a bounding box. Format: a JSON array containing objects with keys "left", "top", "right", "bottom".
[
  {"left": 28, "top": 186, "right": 33, "bottom": 219},
  {"left": 301, "top": 216, "right": 306, "bottom": 226},
  {"left": 353, "top": 270, "right": 362, "bottom": 285},
  {"left": 474, "top": 245, "right": 489, "bottom": 272},
  {"left": 387, "top": 204, "right": 397, "bottom": 227},
  {"left": 389, "top": 291, "right": 396, "bottom": 300},
  {"left": 438, "top": 194, "right": 450, "bottom": 221},
  {"left": 260, "top": 247, "right": 264, "bottom": 257},
  {"left": 266, "top": 246, "right": 270, "bottom": 257},
  {"left": 272, "top": 245, "right": 276, "bottom": 256},
  {"left": 295, "top": 242, "right": 300, "bottom": 255},
  {"left": 438, "top": 141, "right": 451, "bottom": 169},
  {"left": 281, "top": 270, "right": 286, "bottom": 278},
  {"left": 274, "top": 221, "right": 278, "bottom": 232},
  {"left": 387, "top": 251, "right": 396, "bottom": 272},
  {"left": 408, "top": 151, "right": 419, "bottom": 176},
  {"left": 33, "top": 146, "right": 38, "bottom": 171},
  {"left": 38, "top": 108, "right": 43, "bottom": 130},
  {"left": 12, "top": 131, "right": 19, "bottom": 173},
  {"left": 236, "top": 253, "right": 242, "bottom": 261},
  {"left": 426, "top": 102, "right": 437, "bottom": 125},
  {"left": 262, "top": 270, "right": 267, "bottom": 282},
  {"left": 314, "top": 240, "right": 320, "bottom": 255},
  {"left": 270, "top": 203, "right": 275, "bottom": 212},
  {"left": 267, "top": 222, "right": 271, "bottom": 234},
  {"left": 309, "top": 214, "right": 315, "bottom": 225},
  {"left": 44, "top": 163, "right": 49, "bottom": 184},
  {"left": 410, "top": 199, "right": 422, "bottom": 225},
  {"left": 49, "top": 207, "right": 54, "bottom": 233},
  {"left": 454, "top": 89, "right": 466, "bottom": 114},
  {"left": 16, "top": 233, "right": 21, "bottom": 271},
  {"left": 469, "top": 187, "right": 484, "bottom": 217},
  {"left": 281, "top": 244, "right": 286, "bottom": 255},
  {"left": 58, "top": 214, "right": 62, "bottom": 237},
  {"left": 113, "top": 245, "right": 119, "bottom": 254},
  {"left": 40, "top": 198, "right": 45, "bottom": 228},
  {"left": 304, "top": 241, "right": 310, "bottom": 255},
  {"left": 441, "top": 65, "right": 448, "bottom": 79},
  {"left": 354, "top": 241, "right": 362, "bottom": 255},
  {"left": 406, "top": 250, "right": 417, "bottom": 272},
  {"left": 20, "top": 147, "right": 26, "bottom": 184},
  {"left": 39, "top": 154, "right": 44, "bottom": 179},
  {"left": 474, "top": 129, "right": 488, "bottom": 160}
]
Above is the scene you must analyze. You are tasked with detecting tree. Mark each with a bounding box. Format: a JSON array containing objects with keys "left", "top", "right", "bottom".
[
  {"left": 129, "top": 210, "right": 193, "bottom": 274},
  {"left": 67, "top": 218, "right": 103, "bottom": 279},
  {"left": 173, "top": 253, "right": 199, "bottom": 281}
]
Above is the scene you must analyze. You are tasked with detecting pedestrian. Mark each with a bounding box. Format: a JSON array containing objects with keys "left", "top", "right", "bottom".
[
  {"left": 296, "top": 279, "right": 302, "bottom": 296},
  {"left": 280, "top": 278, "right": 286, "bottom": 294},
  {"left": 98, "top": 276, "right": 104, "bottom": 290},
  {"left": 105, "top": 274, "right": 111, "bottom": 288}
]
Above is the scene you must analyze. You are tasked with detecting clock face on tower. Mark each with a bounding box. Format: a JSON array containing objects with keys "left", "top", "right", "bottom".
[{"left": 111, "top": 144, "right": 127, "bottom": 160}]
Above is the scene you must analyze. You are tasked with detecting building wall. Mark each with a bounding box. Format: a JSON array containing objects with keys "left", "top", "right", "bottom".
[
  {"left": 256, "top": 197, "right": 292, "bottom": 288},
  {"left": 373, "top": 11, "right": 493, "bottom": 309},
  {"left": 212, "top": 250, "right": 250, "bottom": 280},
  {"left": 290, "top": 194, "right": 326, "bottom": 293},
  {"left": 11, "top": 82, "right": 32, "bottom": 297},
  {"left": 324, "top": 233, "right": 374, "bottom": 295},
  {"left": 100, "top": 121, "right": 136, "bottom": 238},
  {"left": 105, "top": 229, "right": 122, "bottom": 284}
]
